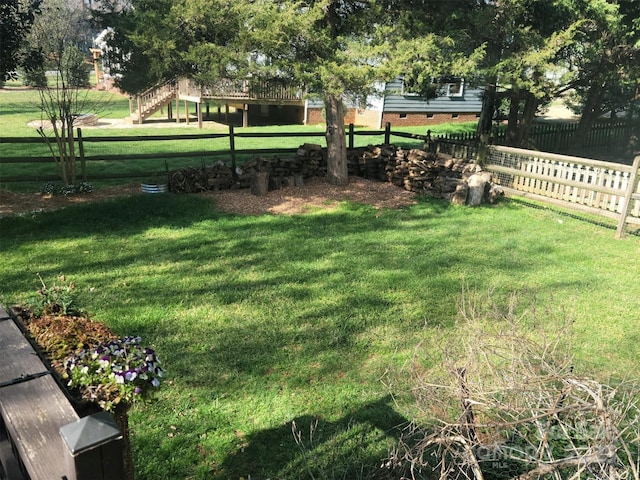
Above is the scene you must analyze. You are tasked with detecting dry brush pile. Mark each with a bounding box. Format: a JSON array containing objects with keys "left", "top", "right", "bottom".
[{"left": 382, "top": 290, "right": 640, "bottom": 480}]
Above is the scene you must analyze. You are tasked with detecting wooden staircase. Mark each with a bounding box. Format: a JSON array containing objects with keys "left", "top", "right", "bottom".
[{"left": 129, "top": 80, "right": 177, "bottom": 124}]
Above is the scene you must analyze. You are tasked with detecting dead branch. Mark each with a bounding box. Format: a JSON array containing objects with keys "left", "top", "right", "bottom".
[{"left": 389, "top": 288, "right": 640, "bottom": 480}]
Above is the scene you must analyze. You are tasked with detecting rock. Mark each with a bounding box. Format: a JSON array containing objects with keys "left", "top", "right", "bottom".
[{"left": 488, "top": 185, "right": 504, "bottom": 204}]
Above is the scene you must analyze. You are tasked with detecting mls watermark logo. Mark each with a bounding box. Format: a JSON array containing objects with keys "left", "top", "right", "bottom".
[{"left": 473, "top": 421, "right": 602, "bottom": 469}]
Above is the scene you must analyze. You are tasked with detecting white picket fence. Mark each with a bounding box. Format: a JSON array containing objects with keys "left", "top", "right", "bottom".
[{"left": 484, "top": 145, "right": 640, "bottom": 238}]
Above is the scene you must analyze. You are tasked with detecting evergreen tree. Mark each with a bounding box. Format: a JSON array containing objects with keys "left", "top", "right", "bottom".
[
  {"left": 0, "top": 0, "right": 42, "bottom": 81},
  {"left": 567, "top": 0, "right": 640, "bottom": 153}
]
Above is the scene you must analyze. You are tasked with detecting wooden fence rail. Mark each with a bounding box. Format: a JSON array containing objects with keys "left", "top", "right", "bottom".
[
  {"left": 0, "top": 124, "right": 396, "bottom": 184},
  {"left": 484, "top": 146, "right": 640, "bottom": 238}
]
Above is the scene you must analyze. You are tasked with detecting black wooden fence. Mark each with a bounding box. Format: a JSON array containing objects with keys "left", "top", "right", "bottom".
[
  {"left": 1, "top": 120, "right": 637, "bottom": 185},
  {"left": 0, "top": 124, "right": 403, "bottom": 185},
  {"left": 425, "top": 119, "right": 638, "bottom": 163}
]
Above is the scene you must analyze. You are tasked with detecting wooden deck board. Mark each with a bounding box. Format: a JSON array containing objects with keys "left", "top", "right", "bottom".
[
  {"left": 0, "top": 308, "right": 48, "bottom": 386},
  {"left": 0, "top": 306, "right": 79, "bottom": 480},
  {"left": 0, "top": 375, "right": 78, "bottom": 480}
]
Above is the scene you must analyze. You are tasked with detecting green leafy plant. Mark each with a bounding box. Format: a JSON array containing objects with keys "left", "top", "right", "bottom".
[
  {"left": 64, "top": 336, "right": 164, "bottom": 412},
  {"left": 29, "top": 273, "right": 79, "bottom": 316},
  {"left": 41, "top": 181, "right": 93, "bottom": 195},
  {"left": 61, "top": 44, "right": 90, "bottom": 88}
]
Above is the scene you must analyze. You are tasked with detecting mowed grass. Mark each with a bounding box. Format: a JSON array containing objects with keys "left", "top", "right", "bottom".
[
  {"left": 3, "top": 86, "right": 637, "bottom": 477},
  {"left": 1, "top": 191, "right": 639, "bottom": 479}
]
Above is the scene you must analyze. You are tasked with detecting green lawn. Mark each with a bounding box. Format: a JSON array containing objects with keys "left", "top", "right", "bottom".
[
  {"left": 1, "top": 191, "right": 639, "bottom": 479},
  {"left": 2, "top": 87, "right": 638, "bottom": 478}
]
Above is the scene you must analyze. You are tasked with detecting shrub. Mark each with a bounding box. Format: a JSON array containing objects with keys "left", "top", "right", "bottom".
[
  {"left": 28, "top": 274, "right": 80, "bottom": 316},
  {"left": 61, "top": 44, "right": 90, "bottom": 88}
]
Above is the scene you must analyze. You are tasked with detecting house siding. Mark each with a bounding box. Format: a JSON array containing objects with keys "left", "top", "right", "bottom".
[
  {"left": 303, "top": 79, "right": 483, "bottom": 127},
  {"left": 381, "top": 112, "right": 479, "bottom": 127},
  {"left": 382, "top": 79, "right": 484, "bottom": 115}
]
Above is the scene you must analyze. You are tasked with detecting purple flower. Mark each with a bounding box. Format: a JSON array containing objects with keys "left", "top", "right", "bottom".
[{"left": 63, "top": 335, "right": 163, "bottom": 409}]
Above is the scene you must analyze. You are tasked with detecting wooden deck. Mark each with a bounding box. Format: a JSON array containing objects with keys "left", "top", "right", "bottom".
[
  {"left": 130, "top": 77, "right": 306, "bottom": 125},
  {"left": 0, "top": 306, "right": 79, "bottom": 480},
  {"left": 179, "top": 78, "right": 305, "bottom": 104}
]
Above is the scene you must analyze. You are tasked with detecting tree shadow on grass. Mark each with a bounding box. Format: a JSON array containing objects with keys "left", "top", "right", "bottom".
[{"left": 219, "top": 395, "right": 412, "bottom": 480}]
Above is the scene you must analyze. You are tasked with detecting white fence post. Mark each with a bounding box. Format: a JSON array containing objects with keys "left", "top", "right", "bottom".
[{"left": 616, "top": 155, "right": 640, "bottom": 239}]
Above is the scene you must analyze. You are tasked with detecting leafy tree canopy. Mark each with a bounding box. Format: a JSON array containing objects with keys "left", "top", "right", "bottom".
[
  {"left": 99, "top": 0, "right": 486, "bottom": 183},
  {"left": 0, "top": 0, "right": 42, "bottom": 81},
  {"left": 97, "top": 0, "right": 638, "bottom": 164}
]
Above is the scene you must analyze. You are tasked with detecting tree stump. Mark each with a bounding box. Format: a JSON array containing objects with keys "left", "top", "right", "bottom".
[
  {"left": 250, "top": 172, "right": 270, "bottom": 196},
  {"left": 466, "top": 172, "right": 492, "bottom": 206}
]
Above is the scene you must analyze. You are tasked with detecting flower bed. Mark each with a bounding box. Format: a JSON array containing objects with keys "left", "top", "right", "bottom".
[
  {"left": 12, "top": 276, "right": 164, "bottom": 479},
  {"left": 65, "top": 336, "right": 163, "bottom": 412}
]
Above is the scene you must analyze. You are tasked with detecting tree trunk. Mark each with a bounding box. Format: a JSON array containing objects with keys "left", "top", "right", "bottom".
[
  {"left": 324, "top": 94, "right": 348, "bottom": 186},
  {"left": 250, "top": 171, "right": 270, "bottom": 196},
  {"left": 476, "top": 79, "right": 497, "bottom": 136},
  {"left": 66, "top": 121, "right": 76, "bottom": 185},
  {"left": 572, "top": 83, "right": 606, "bottom": 155},
  {"left": 516, "top": 91, "right": 538, "bottom": 147},
  {"left": 505, "top": 89, "right": 521, "bottom": 147}
]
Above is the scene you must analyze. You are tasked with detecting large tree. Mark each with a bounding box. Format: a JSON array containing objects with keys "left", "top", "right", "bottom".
[
  {"left": 95, "top": 0, "right": 247, "bottom": 93},
  {"left": 466, "top": 0, "right": 588, "bottom": 145},
  {"left": 0, "top": 0, "right": 42, "bottom": 81},
  {"left": 244, "top": 0, "right": 387, "bottom": 185},
  {"left": 99, "top": 0, "right": 484, "bottom": 186},
  {"left": 468, "top": 0, "right": 639, "bottom": 151},
  {"left": 247, "top": 0, "right": 488, "bottom": 184},
  {"left": 566, "top": 0, "right": 640, "bottom": 153}
]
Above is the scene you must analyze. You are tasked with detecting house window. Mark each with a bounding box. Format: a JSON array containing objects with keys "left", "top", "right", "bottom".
[
  {"left": 400, "top": 80, "right": 420, "bottom": 96},
  {"left": 451, "top": 113, "right": 459, "bottom": 119},
  {"left": 426, "top": 113, "right": 434, "bottom": 119},
  {"left": 400, "top": 76, "right": 464, "bottom": 97},
  {"left": 443, "top": 79, "right": 464, "bottom": 97},
  {"left": 399, "top": 113, "right": 407, "bottom": 119}
]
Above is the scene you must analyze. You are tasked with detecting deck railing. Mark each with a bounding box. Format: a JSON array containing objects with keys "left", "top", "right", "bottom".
[
  {"left": 129, "top": 80, "right": 176, "bottom": 123},
  {"left": 179, "top": 78, "right": 304, "bottom": 102}
]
